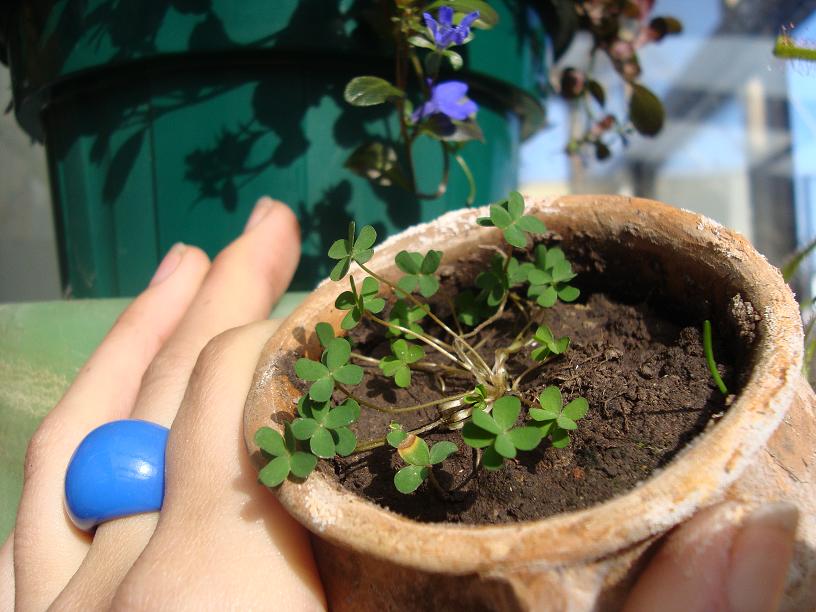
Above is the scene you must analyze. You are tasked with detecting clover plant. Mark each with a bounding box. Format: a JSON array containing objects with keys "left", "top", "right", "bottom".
[
  {"left": 257, "top": 190, "right": 595, "bottom": 496},
  {"left": 342, "top": 2, "right": 680, "bottom": 201}
]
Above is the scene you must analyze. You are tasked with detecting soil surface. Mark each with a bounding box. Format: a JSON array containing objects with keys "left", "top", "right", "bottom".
[{"left": 298, "top": 244, "right": 742, "bottom": 525}]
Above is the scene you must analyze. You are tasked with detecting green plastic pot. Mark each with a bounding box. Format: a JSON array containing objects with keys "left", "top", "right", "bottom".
[{"left": 4, "top": 0, "right": 545, "bottom": 296}]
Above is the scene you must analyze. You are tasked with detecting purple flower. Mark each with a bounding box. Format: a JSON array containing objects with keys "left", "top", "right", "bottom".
[
  {"left": 412, "top": 81, "right": 478, "bottom": 123},
  {"left": 423, "top": 6, "right": 479, "bottom": 50}
]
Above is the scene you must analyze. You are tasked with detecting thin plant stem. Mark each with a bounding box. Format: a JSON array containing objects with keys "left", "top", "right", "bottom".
[
  {"left": 358, "top": 262, "right": 462, "bottom": 340},
  {"left": 363, "top": 311, "right": 464, "bottom": 367},
  {"left": 512, "top": 361, "right": 545, "bottom": 391},
  {"left": 350, "top": 351, "right": 470, "bottom": 377},
  {"left": 351, "top": 414, "right": 454, "bottom": 454},
  {"left": 703, "top": 320, "right": 729, "bottom": 395},
  {"left": 337, "top": 385, "right": 468, "bottom": 415},
  {"left": 426, "top": 468, "right": 448, "bottom": 499}
]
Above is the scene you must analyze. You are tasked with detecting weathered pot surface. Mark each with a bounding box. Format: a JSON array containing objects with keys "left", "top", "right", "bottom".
[{"left": 244, "top": 195, "right": 816, "bottom": 611}]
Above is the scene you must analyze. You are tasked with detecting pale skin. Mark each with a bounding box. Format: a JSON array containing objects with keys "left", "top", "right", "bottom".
[{"left": 0, "top": 197, "right": 798, "bottom": 611}]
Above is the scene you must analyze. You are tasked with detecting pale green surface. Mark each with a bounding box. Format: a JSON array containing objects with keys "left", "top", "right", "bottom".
[{"left": 0, "top": 292, "right": 307, "bottom": 542}]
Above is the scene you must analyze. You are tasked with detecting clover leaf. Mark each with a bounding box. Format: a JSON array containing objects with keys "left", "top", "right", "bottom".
[
  {"left": 531, "top": 324, "right": 570, "bottom": 362},
  {"left": 527, "top": 245, "right": 580, "bottom": 307},
  {"left": 475, "top": 253, "right": 510, "bottom": 306},
  {"left": 255, "top": 423, "right": 318, "bottom": 487},
  {"left": 314, "top": 322, "right": 335, "bottom": 348},
  {"left": 529, "top": 386, "right": 589, "bottom": 448},
  {"left": 387, "top": 299, "right": 427, "bottom": 339},
  {"left": 461, "top": 395, "right": 543, "bottom": 470},
  {"left": 291, "top": 396, "right": 360, "bottom": 458},
  {"left": 476, "top": 191, "right": 547, "bottom": 248},
  {"left": 395, "top": 249, "right": 443, "bottom": 298},
  {"left": 328, "top": 222, "right": 377, "bottom": 281},
  {"left": 463, "top": 384, "right": 488, "bottom": 411},
  {"left": 379, "top": 339, "right": 425, "bottom": 388},
  {"left": 389, "top": 430, "right": 458, "bottom": 494},
  {"left": 294, "top": 337, "right": 363, "bottom": 402},
  {"left": 335, "top": 276, "right": 386, "bottom": 330},
  {"left": 454, "top": 290, "right": 496, "bottom": 326}
]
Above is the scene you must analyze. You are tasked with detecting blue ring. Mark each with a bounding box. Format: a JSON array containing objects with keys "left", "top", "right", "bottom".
[{"left": 64, "top": 419, "right": 169, "bottom": 531}]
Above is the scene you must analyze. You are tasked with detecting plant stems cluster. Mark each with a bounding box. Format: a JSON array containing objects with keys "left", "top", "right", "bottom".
[{"left": 257, "top": 191, "right": 592, "bottom": 493}]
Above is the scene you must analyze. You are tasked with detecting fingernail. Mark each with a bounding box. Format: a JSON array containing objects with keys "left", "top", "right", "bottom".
[
  {"left": 149, "top": 243, "right": 186, "bottom": 287},
  {"left": 727, "top": 502, "right": 798, "bottom": 612},
  {"left": 244, "top": 197, "right": 277, "bottom": 232}
]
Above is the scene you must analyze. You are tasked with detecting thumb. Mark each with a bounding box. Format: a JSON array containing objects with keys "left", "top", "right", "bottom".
[{"left": 624, "top": 501, "right": 798, "bottom": 612}]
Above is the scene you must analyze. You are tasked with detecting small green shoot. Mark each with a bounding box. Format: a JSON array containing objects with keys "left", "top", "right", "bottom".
[
  {"left": 461, "top": 396, "right": 543, "bottom": 470},
  {"left": 387, "top": 425, "right": 458, "bottom": 493},
  {"left": 291, "top": 396, "right": 360, "bottom": 458},
  {"left": 379, "top": 339, "right": 425, "bottom": 388},
  {"left": 477, "top": 192, "right": 547, "bottom": 248},
  {"left": 295, "top": 337, "right": 363, "bottom": 401},
  {"left": 335, "top": 276, "right": 386, "bottom": 330},
  {"left": 529, "top": 386, "right": 589, "bottom": 448},
  {"left": 255, "top": 423, "right": 318, "bottom": 487},
  {"left": 328, "top": 222, "right": 377, "bottom": 281},
  {"left": 531, "top": 324, "right": 570, "bottom": 362},
  {"left": 387, "top": 299, "right": 427, "bottom": 339},
  {"left": 463, "top": 384, "right": 488, "bottom": 411},
  {"left": 527, "top": 245, "right": 580, "bottom": 307},
  {"left": 395, "top": 250, "right": 443, "bottom": 298},
  {"left": 703, "top": 320, "right": 728, "bottom": 395}
]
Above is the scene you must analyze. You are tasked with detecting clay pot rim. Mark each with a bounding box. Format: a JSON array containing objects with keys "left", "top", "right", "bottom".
[{"left": 244, "top": 194, "right": 803, "bottom": 574}]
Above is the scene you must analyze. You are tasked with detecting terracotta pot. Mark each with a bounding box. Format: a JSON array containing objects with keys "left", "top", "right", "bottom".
[{"left": 244, "top": 195, "right": 816, "bottom": 611}]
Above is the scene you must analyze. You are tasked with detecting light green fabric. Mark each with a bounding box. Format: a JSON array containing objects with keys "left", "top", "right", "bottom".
[{"left": 0, "top": 293, "right": 307, "bottom": 542}]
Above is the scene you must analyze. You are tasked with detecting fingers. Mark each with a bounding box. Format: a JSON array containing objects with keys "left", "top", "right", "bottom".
[
  {"left": 0, "top": 532, "right": 13, "bottom": 611},
  {"left": 130, "top": 197, "right": 300, "bottom": 428},
  {"left": 624, "top": 501, "right": 798, "bottom": 612},
  {"left": 57, "top": 198, "right": 302, "bottom": 609},
  {"left": 114, "top": 322, "right": 326, "bottom": 610},
  {"left": 13, "top": 245, "right": 210, "bottom": 611}
]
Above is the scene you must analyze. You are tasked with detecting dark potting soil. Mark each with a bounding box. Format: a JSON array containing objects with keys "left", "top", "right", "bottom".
[{"left": 298, "top": 246, "right": 742, "bottom": 525}]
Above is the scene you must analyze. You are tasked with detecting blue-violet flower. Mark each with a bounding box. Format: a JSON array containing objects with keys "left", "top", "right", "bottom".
[
  {"left": 412, "top": 81, "right": 478, "bottom": 123},
  {"left": 423, "top": 6, "right": 479, "bottom": 50}
]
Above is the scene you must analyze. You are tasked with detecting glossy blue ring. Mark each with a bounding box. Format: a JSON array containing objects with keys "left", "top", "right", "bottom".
[{"left": 64, "top": 419, "right": 169, "bottom": 531}]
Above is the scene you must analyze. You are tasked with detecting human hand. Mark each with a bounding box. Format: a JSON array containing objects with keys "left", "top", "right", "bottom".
[
  {"left": 0, "top": 197, "right": 325, "bottom": 610},
  {"left": 624, "top": 500, "right": 798, "bottom": 612},
  {"left": 0, "top": 195, "right": 798, "bottom": 611}
]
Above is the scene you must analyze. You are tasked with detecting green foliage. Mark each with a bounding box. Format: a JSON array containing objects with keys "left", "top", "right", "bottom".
[
  {"left": 344, "top": 142, "right": 409, "bottom": 190},
  {"left": 255, "top": 424, "right": 318, "bottom": 487},
  {"left": 526, "top": 245, "right": 580, "bottom": 307},
  {"left": 531, "top": 324, "right": 570, "bottom": 362},
  {"left": 703, "top": 320, "right": 728, "bottom": 395},
  {"left": 461, "top": 396, "right": 543, "bottom": 470},
  {"left": 529, "top": 386, "right": 589, "bottom": 448},
  {"left": 629, "top": 83, "right": 664, "bottom": 137},
  {"left": 344, "top": 76, "right": 405, "bottom": 107},
  {"left": 477, "top": 192, "right": 547, "bottom": 248},
  {"left": 379, "top": 339, "right": 425, "bottom": 388},
  {"left": 463, "top": 384, "right": 488, "bottom": 411},
  {"left": 315, "top": 322, "right": 335, "bottom": 348},
  {"left": 292, "top": 396, "right": 360, "bottom": 458},
  {"left": 328, "top": 222, "right": 378, "bottom": 281},
  {"left": 454, "top": 290, "right": 496, "bottom": 327},
  {"left": 387, "top": 299, "right": 427, "bottom": 339},
  {"left": 335, "top": 276, "right": 386, "bottom": 330},
  {"left": 475, "top": 253, "right": 511, "bottom": 307},
  {"left": 294, "top": 337, "right": 363, "bottom": 402},
  {"left": 395, "top": 250, "right": 443, "bottom": 298},
  {"left": 386, "top": 421, "right": 409, "bottom": 448},
  {"left": 390, "top": 431, "right": 459, "bottom": 494}
]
